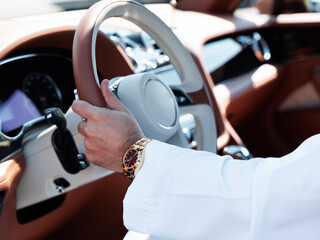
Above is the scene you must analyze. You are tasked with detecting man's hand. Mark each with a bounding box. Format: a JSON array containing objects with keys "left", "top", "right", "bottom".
[{"left": 72, "top": 79, "right": 145, "bottom": 172}]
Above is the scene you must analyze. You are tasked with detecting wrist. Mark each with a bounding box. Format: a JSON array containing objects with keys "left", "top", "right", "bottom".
[{"left": 122, "top": 138, "right": 152, "bottom": 181}]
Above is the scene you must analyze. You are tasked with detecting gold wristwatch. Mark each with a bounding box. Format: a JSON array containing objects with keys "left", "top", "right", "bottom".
[{"left": 122, "top": 138, "right": 151, "bottom": 181}]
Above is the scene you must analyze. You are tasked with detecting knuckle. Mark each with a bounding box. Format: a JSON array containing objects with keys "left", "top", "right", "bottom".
[
  {"left": 91, "top": 110, "right": 103, "bottom": 121},
  {"left": 85, "top": 151, "right": 93, "bottom": 162},
  {"left": 83, "top": 125, "right": 96, "bottom": 137},
  {"left": 84, "top": 138, "right": 93, "bottom": 151},
  {"left": 85, "top": 126, "right": 99, "bottom": 138},
  {"left": 77, "top": 123, "right": 85, "bottom": 135},
  {"left": 82, "top": 125, "right": 90, "bottom": 136},
  {"left": 85, "top": 152, "right": 100, "bottom": 166}
]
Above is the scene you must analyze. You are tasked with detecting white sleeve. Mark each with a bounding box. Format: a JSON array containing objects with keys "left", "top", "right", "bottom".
[{"left": 123, "top": 134, "right": 320, "bottom": 240}]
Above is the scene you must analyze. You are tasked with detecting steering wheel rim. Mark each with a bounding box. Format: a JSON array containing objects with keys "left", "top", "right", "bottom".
[{"left": 72, "top": 0, "right": 204, "bottom": 108}]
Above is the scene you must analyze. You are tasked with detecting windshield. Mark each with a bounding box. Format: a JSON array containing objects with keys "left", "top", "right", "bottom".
[
  {"left": 0, "top": 0, "right": 98, "bottom": 19},
  {"left": 2, "top": 0, "right": 317, "bottom": 21},
  {"left": 0, "top": 0, "right": 168, "bottom": 19},
  {"left": 0, "top": 0, "right": 267, "bottom": 20}
]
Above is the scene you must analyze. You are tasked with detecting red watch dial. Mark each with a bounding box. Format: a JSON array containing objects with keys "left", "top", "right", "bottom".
[{"left": 124, "top": 149, "right": 139, "bottom": 169}]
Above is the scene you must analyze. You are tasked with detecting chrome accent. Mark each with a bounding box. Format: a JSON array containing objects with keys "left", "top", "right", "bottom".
[
  {"left": 0, "top": 116, "right": 46, "bottom": 141},
  {"left": 0, "top": 54, "right": 37, "bottom": 66},
  {"left": 73, "top": 89, "right": 79, "bottom": 100},
  {"left": 0, "top": 149, "right": 22, "bottom": 163},
  {"left": 74, "top": 89, "right": 87, "bottom": 120},
  {"left": 77, "top": 153, "right": 90, "bottom": 170},
  {"left": 108, "top": 31, "right": 170, "bottom": 73},
  {"left": 55, "top": 185, "right": 65, "bottom": 193},
  {"left": 170, "top": 0, "right": 178, "bottom": 29},
  {"left": 0, "top": 53, "right": 72, "bottom": 67},
  {"left": 251, "top": 32, "right": 271, "bottom": 62},
  {"left": 179, "top": 113, "right": 197, "bottom": 148},
  {"left": 108, "top": 76, "right": 125, "bottom": 96},
  {"left": 237, "top": 32, "right": 271, "bottom": 62},
  {"left": 0, "top": 116, "right": 46, "bottom": 162},
  {"left": 223, "top": 145, "right": 253, "bottom": 160}
]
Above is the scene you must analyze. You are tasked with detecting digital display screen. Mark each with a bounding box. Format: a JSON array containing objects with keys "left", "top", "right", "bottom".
[{"left": 0, "top": 89, "right": 41, "bottom": 133}]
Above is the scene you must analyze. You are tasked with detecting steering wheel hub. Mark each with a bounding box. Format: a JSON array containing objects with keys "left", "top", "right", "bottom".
[
  {"left": 116, "top": 73, "right": 179, "bottom": 141},
  {"left": 144, "top": 78, "right": 177, "bottom": 127}
]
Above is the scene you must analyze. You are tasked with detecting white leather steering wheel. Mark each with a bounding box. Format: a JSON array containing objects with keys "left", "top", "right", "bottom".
[{"left": 72, "top": 0, "right": 217, "bottom": 148}]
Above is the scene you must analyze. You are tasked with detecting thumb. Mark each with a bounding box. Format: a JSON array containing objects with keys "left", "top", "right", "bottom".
[{"left": 101, "top": 79, "right": 129, "bottom": 112}]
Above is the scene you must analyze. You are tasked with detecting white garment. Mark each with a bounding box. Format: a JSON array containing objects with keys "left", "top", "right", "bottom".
[{"left": 123, "top": 134, "right": 320, "bottom": 240}]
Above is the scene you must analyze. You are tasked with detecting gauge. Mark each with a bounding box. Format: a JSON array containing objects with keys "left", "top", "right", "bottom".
[{"left": 22, "top": 72, "right": 63, "bottom": 113}]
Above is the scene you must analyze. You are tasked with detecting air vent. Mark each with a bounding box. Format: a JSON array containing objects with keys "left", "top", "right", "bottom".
[{"left": 109, "top": 31, "right": 169, "bottom": 73}]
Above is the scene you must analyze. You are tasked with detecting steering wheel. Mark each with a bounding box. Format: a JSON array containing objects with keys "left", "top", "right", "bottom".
[
  {"left": 14, "top": 0, "right": 217, "bottom": 212},
  {"left": 73, "top": 0, "right": 217, "bottom": 145}
]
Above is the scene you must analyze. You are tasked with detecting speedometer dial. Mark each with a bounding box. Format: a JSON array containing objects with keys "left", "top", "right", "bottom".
[{"left": 23, "top": 72, "right": 63, "bottom": 113}]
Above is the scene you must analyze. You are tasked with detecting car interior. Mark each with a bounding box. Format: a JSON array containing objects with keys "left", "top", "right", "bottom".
[{"left": 0, "top": 0, "right": 320, "bottom": 239}]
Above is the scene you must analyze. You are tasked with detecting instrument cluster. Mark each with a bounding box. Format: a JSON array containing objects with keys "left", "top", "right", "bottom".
[{"left": 0, "top": 51, "right": 75, "bottom": 134}]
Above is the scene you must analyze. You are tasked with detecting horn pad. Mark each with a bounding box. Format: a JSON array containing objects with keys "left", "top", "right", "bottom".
[{"left": 116, "top": 73, "right": 179, "bottom": 141}]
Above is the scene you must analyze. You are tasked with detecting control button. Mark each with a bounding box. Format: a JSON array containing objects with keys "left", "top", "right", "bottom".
[
  {"left": 179, "top": 113, "right": 197, "bottom": 149},
  {"left": 77, "top": 153, "right": 90, "bottom": 170},
  {"left": 223, "top": 145, "right": 253, "bottom": 160},
  {"left": 172, "top": 89, "right": 193, "bottom": 106},
  {"left": 53, "top": 178, "right": 70, "bottom": 193}
]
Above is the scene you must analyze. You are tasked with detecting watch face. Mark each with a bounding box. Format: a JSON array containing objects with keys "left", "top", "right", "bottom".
[{"left": 124, "top": 149, "right": 141, "bottom": 169}]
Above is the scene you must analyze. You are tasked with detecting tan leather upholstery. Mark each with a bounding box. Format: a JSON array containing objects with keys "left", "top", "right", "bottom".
[
  {"left": 177, "top": 0, "right": 240, "bottom": 14},
  {"left": 0, "top": 152, "right": 26, "bottom": 240}
]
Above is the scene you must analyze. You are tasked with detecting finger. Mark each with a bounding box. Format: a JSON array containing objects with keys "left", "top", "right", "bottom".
[
  {"left": 101, "top": 79, "right": 129, "bottom": 112},
  {"left": 72, "top": 99, "right": 101, "bottom": 119},
  {"left": 77, "top": 119, "right": 87, "bottom": 136}
]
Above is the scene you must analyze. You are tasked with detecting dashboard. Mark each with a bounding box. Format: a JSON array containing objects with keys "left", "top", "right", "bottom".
[
  {"left": 0, "top": 30, "right": 191, "bottom": 138},
  {"left": 2, "top": 23, "right": 320, "bottom": 145},
  {"left": 1, "top": 22, "right": 320, "bottom": 142},
  {"left": 203, "top": 32, "right": 269, "bottom": 85},
  {"left": 0, "top": 51, "right": 75, "bottom": 135},
  {"left": 203, "top": 24, "right": 320, "bottom": 156},
  {"left": 203, "top": 26, "right": 320, "bottom": 85}
]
